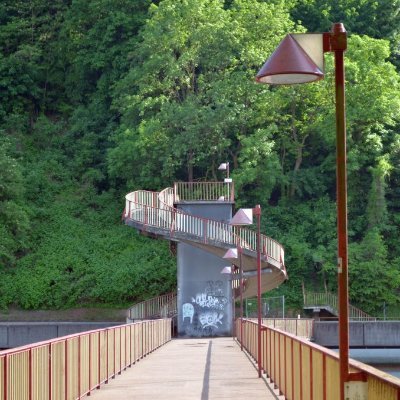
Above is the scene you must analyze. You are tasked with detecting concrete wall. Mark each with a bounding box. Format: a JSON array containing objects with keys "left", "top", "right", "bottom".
[
  {"left": 0, "top": 322, "right": 120, "bottom": 349},
  {"left": 177, "top": 202, "right": 233, "bottom": 338},
  {"left": 313, "top": 321, "right": 400, "bottom": 347}
]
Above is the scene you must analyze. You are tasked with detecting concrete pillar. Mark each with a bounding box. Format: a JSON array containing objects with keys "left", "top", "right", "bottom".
[{"left": 176, "top": 202, "right": 233, "bottom": 337}]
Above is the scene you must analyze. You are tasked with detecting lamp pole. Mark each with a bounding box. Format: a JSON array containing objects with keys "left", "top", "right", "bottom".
[
  {"left": 331, "top": 23, "right": 349, "bottom": 399},
  {"left": 254, "top": 204, "right": 262, "bottom": 378},
  {"left": 255, "top": 22, "right": 350, "bottom": 399},
  {"left": 229, "top": 206, "right": 263, "bottom": 378},
  {"left": 231, "top": 265, "right": 235, "bottom": 338},
  {"left": 239, "top": 245, "right": 244, "bottom": 351}
]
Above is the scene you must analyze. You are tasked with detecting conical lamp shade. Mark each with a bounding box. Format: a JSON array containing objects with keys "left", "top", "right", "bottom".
[
  {"left": 223, "top": 248, "right": 238, "bottom": 259},
  {"left": 256, "top": 34, "right": 324, "bottom": 85},
  {"left": 230, "top": 209, "right": 253, "bottom": 225}
]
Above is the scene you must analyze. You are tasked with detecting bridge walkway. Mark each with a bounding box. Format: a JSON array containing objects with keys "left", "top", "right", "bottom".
[{"left": 87, "top": 337, "right": 277, "bottom": 400}]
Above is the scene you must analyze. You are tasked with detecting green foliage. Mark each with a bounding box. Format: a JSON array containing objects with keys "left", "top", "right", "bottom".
[
  {"left": 2, "top": 190, "right": 176, "bottom": 309},
  {"left": 1, "top": 0, "right": 400, "bottom": 315},
  {"left": 349, "top": 228, "right": 400, "bottom": 314},
  {"left": 109, "top": 0, "right": 295, "bottom": 187},
  {"left": 290, "top": 0, "right": 400, "bottom": 67},
  {"left": 0, "top": 138, "right": 30, "bottom": 267}
]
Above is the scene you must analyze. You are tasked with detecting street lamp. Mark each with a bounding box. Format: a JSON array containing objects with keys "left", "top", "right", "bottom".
[
  {"left": 223, "top": 247, "right": 244, "bottom": 350},
  {"left": 256, "top": 23, "right": 354, "bottom": 399},
  {"left": 221, "top": 264, "right": 237, "bottom": 338},
  {"left": 230, "top": 206, "right": 263, "bottom": 378},
  {"left": 218, "top": 162, "right": 232, "bottom": 183}
]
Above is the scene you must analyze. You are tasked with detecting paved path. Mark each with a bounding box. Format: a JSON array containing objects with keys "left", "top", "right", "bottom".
[{"left": 87, "top": 337, "right": 277, "bottom": 399}]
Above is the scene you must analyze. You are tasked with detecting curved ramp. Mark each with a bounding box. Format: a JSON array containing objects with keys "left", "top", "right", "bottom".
[{"left": 123, "top": 186, "right": 287, "bottom": 298}]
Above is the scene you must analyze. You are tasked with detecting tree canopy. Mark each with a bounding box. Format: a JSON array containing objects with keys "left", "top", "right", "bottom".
[{"left": 1, "top": 0, "right": 400, "bottom": 316}]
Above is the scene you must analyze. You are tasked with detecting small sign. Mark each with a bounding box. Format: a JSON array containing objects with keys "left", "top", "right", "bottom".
[
  {"left": 345, "top": 381, "right": 368, "bottom": 400},
  {"left": 224, "top": 178, "right": 233, "bottom": 183}
]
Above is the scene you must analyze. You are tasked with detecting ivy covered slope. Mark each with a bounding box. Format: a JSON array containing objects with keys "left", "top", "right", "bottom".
[{"left": 1, "top": 0, "right": 400, "bottom": 315}]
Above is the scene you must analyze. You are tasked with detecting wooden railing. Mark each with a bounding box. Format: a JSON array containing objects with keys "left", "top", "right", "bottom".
[
  {"left": 236, "top": 319, "right": 400, "bottom": 400},
  {"left": 304, "top": 292, "right": 376, "bottom": 321},
  {"left": 124, "top": 189, "right": 286, "bottom": 271},
  {"left": 173, "top": 181, "right": 234, "bottom": 202},
  {"left": 128, "top": 293, "right": 177, "bottom": 320},
  {"left": 0, "top": 319, "right": 171, "bottom": 400}
]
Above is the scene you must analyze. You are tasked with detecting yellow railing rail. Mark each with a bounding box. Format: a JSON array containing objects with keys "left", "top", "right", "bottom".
[
  {"left": 0, "top": 319, "right": 171, "bottom": 400},
  {"left": 124, "top": 189, "right": 286, "bottom": 271},
  {"left": 261, "top": 318, "right": 313, "bottom": 339},
  {"left": 304, "top": 292, "right": 376, "bottom": 321},
  {"left": 236, "top": 319, "right": 400, "bottom": 400},
  {"left": 128, "top": 293, "right": 177, "bottom": 320},
  {"left": 173, "top": 181, "right": 234, "bottom": 202}
]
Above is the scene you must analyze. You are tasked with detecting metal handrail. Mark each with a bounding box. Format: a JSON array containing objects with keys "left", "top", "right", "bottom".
[
  {"left": 128, "top": 292, "right": 177, "bottom": 320},
  {"left": 237, "top": 319, "right": 400, "bottom": 399},
  {"left": 173, "top": 181, "right": 234, "bottom": 202},
  {"left": 124, "top": 189, "right": 286, "bottom": 271},
  {"left": 0, "top": 319, "right": 171, "bottom": 400},
  {"left": 261, "top": 318, "right": 314, "bottom": 339},
  {"left": 304, "top": 292, "right": 376, "bottom": 321}
]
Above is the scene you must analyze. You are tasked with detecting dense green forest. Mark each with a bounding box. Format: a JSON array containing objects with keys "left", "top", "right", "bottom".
[{"left": 1, "top": 0, "right": 400, "bottom": 315}]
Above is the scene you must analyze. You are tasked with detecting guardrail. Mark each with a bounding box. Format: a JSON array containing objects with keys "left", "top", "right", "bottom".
[
  {"left": 304, "top": 292, "right": 376, "bottom": 321},
  {"left": 261, "top": 318, "right": 313, "bottom": 339},
  {"left": 173, "top": 181, "right": 234, "bottom": 202},
  {"left": 124, "top": 189, "right": 285, "bottom": 270},
  {"left": 0, "top": 319, "right": 171, "bottom": 400},
  {"left": 128, "top": 293, "right": 177, "bottom": 320},
  {"left": 236, "top": 319, "right": 400, "bottom": 400}
]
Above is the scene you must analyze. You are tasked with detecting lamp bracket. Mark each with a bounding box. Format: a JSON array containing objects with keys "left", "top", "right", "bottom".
[{"left": 323, "top": 25, "right": 347, "bottom": 53}]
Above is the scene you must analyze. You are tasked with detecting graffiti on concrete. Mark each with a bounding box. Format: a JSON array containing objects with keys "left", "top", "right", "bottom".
[
  {"left": 182, "top": 303, "right": 195, "bottom": 323},
  {"left": 191, "top": 293, "right": 227, "bottom": 310},
  {"left": 199, "top": 311, "right": 224, "bottom": 328},
  {"left": 182, "top": 280, "right": 229, "bottom": 337}
]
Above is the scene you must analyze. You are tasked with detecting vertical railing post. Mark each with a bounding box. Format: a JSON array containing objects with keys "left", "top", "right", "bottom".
[
  {"left": 97, "top": 332, "right": 101, "bottom": 389},
  {"left": 119, "top": 328, "right": 122, "bottom": 374},
  {"left": 78, "top": 336, "right": 81, "bottom": 397},
  {"left": 105, "top": 329, "right": 109, "bottom": 384},
  {"left": 88, "top": 334, "right": 92, "bottom": 395},
  {"left": 48, "top": 343, "right": 52, "bottom": 400},
  {"left": 65, "top": 339, "right": 69, "bottom": 399},
  {"left": 4, "top": 354, "right": 8, "bottom": 400},
  {"left": 29, "top": 348, "right": 32, "bottom": 400},
  {"left": 113, "top": 329, "right": 116, "bottom": 378},
  {"left": 173, "top": 182, "right": 177, "bottom": 203}
]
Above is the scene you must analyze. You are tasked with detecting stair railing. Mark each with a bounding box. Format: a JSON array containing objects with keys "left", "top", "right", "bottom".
[
  {"left": 128, "top": 292, "right": 177, "bottom": 321},
  {"left": 304, "top": 292, "right": 376, "bottom": 321},
  {"left": 125, "top": 188, "right": 286, "bottom": 272}
]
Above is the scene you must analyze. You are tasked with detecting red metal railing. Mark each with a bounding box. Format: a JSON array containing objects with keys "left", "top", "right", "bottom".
[
  {"left": 237, "top": 319, "right": 400, "bottom": 399},
  {"left": 128, "top": 293, "right": 177, "bottom": 320},
  {"left": 0, "top": 319, "right": 171, "bottom": 400},
  {"left": 124, "top": 188, "right": 286, "bottom": 272}
]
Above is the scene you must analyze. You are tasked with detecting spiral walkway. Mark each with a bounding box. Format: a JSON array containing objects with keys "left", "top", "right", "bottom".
[{"left": 123, "top": 182, "right": 287, "bottom": 299}]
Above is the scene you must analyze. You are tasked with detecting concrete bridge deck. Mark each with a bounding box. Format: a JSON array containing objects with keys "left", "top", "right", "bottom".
[{"left": 87, "top": 337, "right": 277, "bottom": 400}]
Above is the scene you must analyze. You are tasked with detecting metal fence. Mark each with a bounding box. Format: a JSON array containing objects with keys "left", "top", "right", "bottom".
[
  {"left": 174, "top": 181, "right": 234, "bottom": 202},
  {"left": 128, "top": 293, "right": 177, "bottom": 320},
  {"left": 0, "top": 319, "right": 171, "bottom": 400},
  {"left": 124, "top": 188, "right": 286, "bottom": 271},
  {"left": 261, "top": 318, "right": 313, "bottom": 339},
  {"left": 304, "top": 292, "right": 376, "bottom": 321},
  {"left": 236, "top": 319, "right": 400, "bottom": 400}
]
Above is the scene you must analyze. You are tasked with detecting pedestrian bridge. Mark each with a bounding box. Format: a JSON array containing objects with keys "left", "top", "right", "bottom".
[{"left": 2, "top": 318, "right": 400, "bottom": 400}]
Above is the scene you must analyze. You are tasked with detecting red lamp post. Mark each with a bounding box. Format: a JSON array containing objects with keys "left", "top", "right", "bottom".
[
  {"left": 255, "top": 23, "right": 354, "bottom": 399},
  {"left": 231, "top": 206, "right": 263, "bottom": 378}
]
